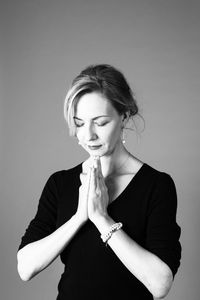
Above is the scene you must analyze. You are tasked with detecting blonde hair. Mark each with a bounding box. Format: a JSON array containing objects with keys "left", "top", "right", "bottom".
[{"left": 64, "top": 64, "right": 139, "bottom": 136}]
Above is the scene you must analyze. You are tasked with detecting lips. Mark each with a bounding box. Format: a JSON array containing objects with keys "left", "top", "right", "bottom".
[{"left": 88, "top": 145, "right": 102, "bottom": 150}]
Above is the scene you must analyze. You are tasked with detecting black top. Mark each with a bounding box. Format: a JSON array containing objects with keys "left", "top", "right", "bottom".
[{"left": 18, "top": 163, "right": 181, "bottom": 300}]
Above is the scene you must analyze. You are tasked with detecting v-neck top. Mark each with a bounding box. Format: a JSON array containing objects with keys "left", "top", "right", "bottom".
[
  {"left": 18, "top": 162, "right": 181, "bottom": 300},
  {"left": 107, "top": 162, "right": 146, "bottom": 205}
]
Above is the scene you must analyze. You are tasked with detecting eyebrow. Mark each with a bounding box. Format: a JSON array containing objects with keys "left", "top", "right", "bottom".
[{"left": 73, "top": 115, "right": 110, "bottom": 121}]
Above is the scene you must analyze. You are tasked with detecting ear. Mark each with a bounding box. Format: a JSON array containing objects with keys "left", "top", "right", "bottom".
[
  {"left": 122, "top": 112, "right": 129, "bottom": 127},
  {"left": 122, "top": 113, "right": 126, "bottom": 120}
]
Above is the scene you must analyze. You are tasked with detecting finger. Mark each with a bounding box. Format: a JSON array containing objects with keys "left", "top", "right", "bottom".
[
  {"left": 82, "top": 161, "right": 88, "bottom": 174},
  {"left": 85, "top": 167, "right": 93, "bottom": 200},
  {"left": 92, "top": 156, "right": 101, "bottom": 179},
  {"left": 93, "top": 160, "right": 104, "bottom": 193},
  {"left": 89, "top": 166, "right": 97, "bottom": 193},
  {"left": 95, "top": 159, "right": 103, "bottom": 185},
  {"left": 95, "top": 167, "right": 105, "bottom": 194},
  {"left": 91, "top": 157, "right": 104, "bottom": 194},
  {"left": 98, "top": 174, "right": 106, "bottom": 191},
  {"left": 86, "top": 167, "right": 92, "bottom": 186},
  {"left": 80, "top": 167, "right": 92, "bottom": 183},
  {"left": 95, "top": 157, "right": 103, "bottom": 179},
  {"left": 97, "top": 157, "right": 103, "bottom": 178},
  {"left": 80, "top": 173, "right": 87, "bottom": 185},
  {"left": 92, "top": 156, "right": 98, "bottom": 169},
  {"left": 82, "top": 157, "right": 94, "bottom": 174}
]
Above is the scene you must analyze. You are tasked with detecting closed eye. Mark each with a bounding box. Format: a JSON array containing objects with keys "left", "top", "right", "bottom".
[
  {"left": 75, "top": 121, "right": 109, "bottom": 127},
  {"left": 95, "top": 122, "right": 109, "bottom": 127},
  {"left": 74, "top": 122, "right": 84, "bottom": 127}
]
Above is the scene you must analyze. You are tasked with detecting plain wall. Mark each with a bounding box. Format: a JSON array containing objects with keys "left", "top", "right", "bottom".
[{"left": 1, "top": 0, "right": 200, "bottom": 299}]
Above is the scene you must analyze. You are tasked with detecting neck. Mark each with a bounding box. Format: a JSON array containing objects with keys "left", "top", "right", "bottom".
[{"left": 99, "top": 143, "right": 130, "bottom": 178}]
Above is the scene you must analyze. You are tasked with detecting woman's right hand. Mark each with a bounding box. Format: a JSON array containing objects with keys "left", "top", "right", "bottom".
[{"left": 76, "top": 162, "right": 92, "bottom": 223}]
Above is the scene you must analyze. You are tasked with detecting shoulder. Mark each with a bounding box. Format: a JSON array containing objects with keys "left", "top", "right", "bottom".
[
  {"left": 139, "top": 163, "right": 177, "bottom": 203},
  {"left": 50, "top": 162, "right": 82, "bottom": 179},
  {"left": 142, "top": 164, "right": 178, "bottom": 211},
  {"left": 128, "top": 156, "right": 174, "bottom": 184},
  {"left": 45, "top": 162, "right": 82, "bottom": 190},
  {"left": 142, "top": 163, "right": 175, "bottom": 186}
]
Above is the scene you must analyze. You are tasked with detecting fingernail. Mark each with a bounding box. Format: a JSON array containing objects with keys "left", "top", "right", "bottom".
[{"left": 92, "top": 159, "right": 97, "bottom": 168}]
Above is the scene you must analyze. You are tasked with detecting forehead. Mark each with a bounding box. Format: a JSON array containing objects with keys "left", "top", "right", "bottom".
[{"left": 75, "top": 92, "right": 118, "bottom": 119}]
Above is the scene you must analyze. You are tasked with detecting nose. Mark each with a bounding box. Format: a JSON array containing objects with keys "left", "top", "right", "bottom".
[{"left": 84, "top": 123, "right": 97, "bottom": 141}]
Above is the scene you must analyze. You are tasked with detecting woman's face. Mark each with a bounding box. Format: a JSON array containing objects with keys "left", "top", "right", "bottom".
[{"left": 74, "top": 92, "right": 124, "bottom": 157}]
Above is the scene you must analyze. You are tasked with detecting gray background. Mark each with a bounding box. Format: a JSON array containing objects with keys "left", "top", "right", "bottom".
[{"left": 1, "top": 0, "right": 200, "bottom": 299}]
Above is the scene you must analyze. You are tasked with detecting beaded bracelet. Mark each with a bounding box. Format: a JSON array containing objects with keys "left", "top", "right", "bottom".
[{"left": 100, "top": 222, "right": 123, "bottom": 245}]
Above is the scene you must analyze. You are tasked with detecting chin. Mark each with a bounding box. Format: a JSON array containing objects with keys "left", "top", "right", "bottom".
[
  {"left": 87, "top": 148, "right": 107, "bottom": 157},
  {"left": 98, "top": 147, "right": 116, "bottom": 157}
]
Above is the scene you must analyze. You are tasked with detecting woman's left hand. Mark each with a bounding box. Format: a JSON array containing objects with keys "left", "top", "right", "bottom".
[{"left": 87, "top": 157, "right": 110, "bottom": 223}]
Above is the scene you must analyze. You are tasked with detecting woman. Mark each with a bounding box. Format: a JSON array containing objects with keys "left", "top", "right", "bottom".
[{"left": 17, "top": 64, "right": 181, "bottom": 299}]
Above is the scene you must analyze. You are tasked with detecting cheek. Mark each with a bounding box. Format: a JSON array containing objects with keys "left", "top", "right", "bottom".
[
  {"left": 105, "top": 124, "right": 121, "bottom": 144},
  {"left": 76, "top": 130, "right": 83, "bottom": 141}
]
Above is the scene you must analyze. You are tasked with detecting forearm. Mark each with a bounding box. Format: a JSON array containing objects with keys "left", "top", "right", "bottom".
[
  {"left": 93, "top": 215, "right": 173, "bottom": 299},
  {"left": 17, "top": 214, "right": 84, "bottom": 281}
]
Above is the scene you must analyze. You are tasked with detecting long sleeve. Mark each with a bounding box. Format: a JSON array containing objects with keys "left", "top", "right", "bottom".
[
  {"left": 17, "top": 163, "right": 181, "bottom": 299},
  {"left": 145, "top": 173, "right": 181, "bottom": 277},
  {"left": 18, "top": 173, "right": 59, "bottom": 250}
]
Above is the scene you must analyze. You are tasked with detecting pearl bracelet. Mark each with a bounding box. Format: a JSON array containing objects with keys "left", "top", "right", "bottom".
[{"left": 100, "top": 222, "right": 123, "bottom": 245}]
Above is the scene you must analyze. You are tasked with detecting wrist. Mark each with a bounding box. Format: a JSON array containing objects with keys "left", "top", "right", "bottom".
[
  {"left": 91, "top": 214, "right": 115, "bottom": 235},
  {"left": 100, "top": 222, "right": 123, "bottom": 244},
  {"left": 73, "top": 213, "right": 87, "bottom": 226}
]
